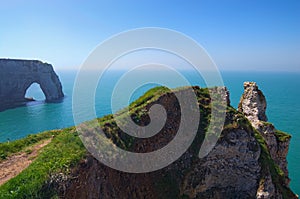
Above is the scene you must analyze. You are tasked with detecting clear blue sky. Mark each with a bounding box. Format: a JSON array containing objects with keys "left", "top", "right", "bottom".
[{"left": 1, "top": 0, "right": 299, "bottom": 71}]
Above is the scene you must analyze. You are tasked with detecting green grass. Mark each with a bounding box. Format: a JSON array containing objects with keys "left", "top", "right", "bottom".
[
  {"left": 0, "top": 130, "right": 61, "bottom": 161},
  {"left": 129, "top": 86, "right": 170, "bottom": 109},
  {"left": 0, "top": 127, "right": 86, "bottom": 199},
  {"left": 274, "top": 129, "right": 291, "bottom": 142}
]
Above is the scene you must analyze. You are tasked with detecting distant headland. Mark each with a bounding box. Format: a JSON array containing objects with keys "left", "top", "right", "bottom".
[{"left": 0, "top": 59, "right": 64, "bottom": 111}]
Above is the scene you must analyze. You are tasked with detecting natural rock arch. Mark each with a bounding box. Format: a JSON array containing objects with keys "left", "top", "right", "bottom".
[
  {"left": 0, "top": 59, "right": 64, "bottom": 110},
  {"left": 25, "top": 82, "right": 46, "bottom": 100}
]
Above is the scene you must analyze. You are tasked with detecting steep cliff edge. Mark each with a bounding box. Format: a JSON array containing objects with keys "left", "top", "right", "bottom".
[
  {"left": 239, "top": 82, "right": 292, "bottom": 198},
  {"left": 0, "top": 59, "right": 64, "bottom": 111},
  {"left": 0, "top": 84, "right": 297, "bottom": 199}
]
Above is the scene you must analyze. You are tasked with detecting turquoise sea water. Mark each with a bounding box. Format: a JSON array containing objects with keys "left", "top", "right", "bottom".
[{"left": 0, "top": 70, "right": 299, "bottom": 194}]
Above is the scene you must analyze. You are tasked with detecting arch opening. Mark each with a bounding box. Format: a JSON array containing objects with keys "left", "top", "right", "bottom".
[{"left": 25, "top": 83, "right": 46, "bottom": 101}]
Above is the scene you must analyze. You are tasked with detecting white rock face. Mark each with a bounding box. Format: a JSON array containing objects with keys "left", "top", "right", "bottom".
[
  {"left": 0, "top": 59, "right": 64, "bottom": 110},
  {"left": 238, "top": 82, "right": 267, "bottom": 123}
]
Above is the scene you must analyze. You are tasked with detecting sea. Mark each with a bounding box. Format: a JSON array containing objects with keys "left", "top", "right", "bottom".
[{"left": 0, "top": 70, "right": 299, "bottom": 194}]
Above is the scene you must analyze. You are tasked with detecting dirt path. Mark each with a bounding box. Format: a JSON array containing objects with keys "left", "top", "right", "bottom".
[{"left": 0, "top": 139, "right": 52, "bottom": 186}]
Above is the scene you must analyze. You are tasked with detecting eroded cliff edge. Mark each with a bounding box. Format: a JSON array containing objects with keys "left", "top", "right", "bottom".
[{"left": 0, "top": 59, "right": 64, "bottom": 111}]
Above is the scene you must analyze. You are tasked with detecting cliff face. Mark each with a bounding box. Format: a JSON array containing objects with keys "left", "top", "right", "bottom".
[
  {"left": 0, "top": 59, "right": 64, "bottom": 111},
  {"left": 50, "top": 85, "right": 296, "bottom": 199},
  {"left": 239, "top": 82, "right": 292, "bottom": 198}
]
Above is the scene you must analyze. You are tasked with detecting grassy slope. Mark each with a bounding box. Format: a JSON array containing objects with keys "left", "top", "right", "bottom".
[
  {"left": 0, "top": 86, "right": 294, "bottom": 198},
  {"left": 0, "top": 128, "right": 86, "bottom": 199},
  {"left": 0, "top": 130, "right": 60, "bottom": 161}
]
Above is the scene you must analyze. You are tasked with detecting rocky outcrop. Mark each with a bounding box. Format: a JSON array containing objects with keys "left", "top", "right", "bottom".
[
  {"left": 238, "top": 82, "right": 268, "bottom": 122},
  {"left": 238, "top": 82, "right": 292, "bottom": 198},
  {"left": 0, "top": 59, "right": 64, "bottom": 111}
]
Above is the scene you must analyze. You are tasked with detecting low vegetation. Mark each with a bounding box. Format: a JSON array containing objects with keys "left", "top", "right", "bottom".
[
  {"left": 0, "top": 130, "right": 60, "bottom": 161},
  {"left": 0, "top": 128, "right": 86, "bottom": 199},
  {"left": 274, "top": 129, "right": 291, "bottom": 142}
]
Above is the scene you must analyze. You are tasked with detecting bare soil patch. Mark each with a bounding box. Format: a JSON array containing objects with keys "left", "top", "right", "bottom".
[{"left": 0, "top": 139, "right": 52, "bottom": 185}]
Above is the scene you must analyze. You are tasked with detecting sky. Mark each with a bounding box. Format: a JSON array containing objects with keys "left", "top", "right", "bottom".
[{"left": 0, "top": 0, "right": 299, "bottom": 71}]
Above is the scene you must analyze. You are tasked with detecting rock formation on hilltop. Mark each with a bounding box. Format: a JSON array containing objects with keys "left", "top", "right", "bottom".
[
  {"left": 0, "top": 59, "right": 64, "bottom": 111},
  {"left": 238, "top": 82, "right": 268, "bottom": 122}
]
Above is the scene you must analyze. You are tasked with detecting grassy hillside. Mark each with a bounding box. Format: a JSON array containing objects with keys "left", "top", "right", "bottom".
[{"left": 0, "top": 128, "right": 86, "bottom": 199}]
